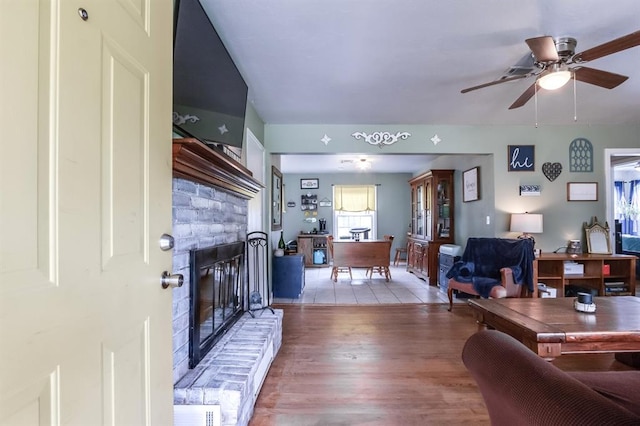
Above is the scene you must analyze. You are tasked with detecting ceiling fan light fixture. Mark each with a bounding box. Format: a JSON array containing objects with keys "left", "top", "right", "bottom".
[{"left": 538, "top": 65, "right": 572, "bottom": 90}]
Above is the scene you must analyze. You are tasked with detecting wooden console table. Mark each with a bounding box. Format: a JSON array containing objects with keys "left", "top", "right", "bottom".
[{"left": 535, "top": 253, "right": 636, "bottom": 297}]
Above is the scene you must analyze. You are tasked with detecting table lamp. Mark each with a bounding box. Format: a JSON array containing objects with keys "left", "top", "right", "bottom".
[{"left": 510, "top": 212, "right": 543, "bottom": 245}]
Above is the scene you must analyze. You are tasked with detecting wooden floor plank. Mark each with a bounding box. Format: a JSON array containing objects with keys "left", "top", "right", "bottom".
[{"left": 250, "top": 304, "right": 632, "bottom": 425}]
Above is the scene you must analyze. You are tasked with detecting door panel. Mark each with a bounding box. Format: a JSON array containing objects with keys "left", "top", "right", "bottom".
[{"left": 0, "top": 0, "right": 173, "bottom": 424}]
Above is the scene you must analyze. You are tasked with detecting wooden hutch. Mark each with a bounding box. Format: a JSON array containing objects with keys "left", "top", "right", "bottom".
[{"left": 406, "top": 169, "right": 454, "bottom": 285}]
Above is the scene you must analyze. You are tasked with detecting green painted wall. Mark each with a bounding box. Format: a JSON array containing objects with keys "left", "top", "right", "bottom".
[{"left": 264, "top": 124, "right": 640, "bottom": 253}]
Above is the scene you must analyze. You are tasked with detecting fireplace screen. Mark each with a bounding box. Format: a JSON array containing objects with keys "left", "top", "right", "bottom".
[{"left": 189, "top": 242, "right": 245, "bottom": 368}]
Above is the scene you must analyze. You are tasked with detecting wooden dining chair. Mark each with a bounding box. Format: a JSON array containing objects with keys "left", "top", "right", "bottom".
[
  {"left": 366, "top": 235, "right": 394, "bottom": 280},
  {"left": 327, "top": 235, "right": 352, "bottom": 281}
]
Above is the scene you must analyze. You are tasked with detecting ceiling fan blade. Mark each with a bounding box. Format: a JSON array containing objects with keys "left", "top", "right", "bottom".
[
  {"left": 525, "top": 36, "right": 559, "bottom": 62},
  {"left": 461, "top": 74, "right": 532, "bottom": 94},
  {"left": 573, "top": 67, "right": 629, "bottom": 89},
  {"left": 508, "top": 83, "right": 537, "bottom": 110},
  {"left": 573, "top": 30, "right": 640, "bottom": 62}
]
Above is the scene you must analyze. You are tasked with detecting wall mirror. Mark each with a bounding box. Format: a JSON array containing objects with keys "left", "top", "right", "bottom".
[
  {"left": 271, "top": 166, "right": 283, "bottom": 231},
  {"left": 584, "top": 218, "right": 611, "bottom": 254}
]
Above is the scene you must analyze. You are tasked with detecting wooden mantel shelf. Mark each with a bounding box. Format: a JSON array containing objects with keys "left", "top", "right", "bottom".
[{"left": 172, "top": 138, "right": 263, "bottom": 199}]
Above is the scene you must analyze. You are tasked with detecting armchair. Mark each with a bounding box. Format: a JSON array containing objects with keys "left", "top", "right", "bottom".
[
  {"left": 446, "top": 238, "right": 535, "bottom": 311},
  {"left": 462, "top": 330, "right": 640, "bottom": 425}
]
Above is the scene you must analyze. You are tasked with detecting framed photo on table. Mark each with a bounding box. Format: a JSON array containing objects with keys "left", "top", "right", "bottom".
[{"left": 462, "top": 167, "right": 480, "bottom": 202}]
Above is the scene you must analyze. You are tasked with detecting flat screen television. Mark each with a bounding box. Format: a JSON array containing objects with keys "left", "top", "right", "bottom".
[{"left": 173, "top": 0, "right": 248, "bottom": 149}]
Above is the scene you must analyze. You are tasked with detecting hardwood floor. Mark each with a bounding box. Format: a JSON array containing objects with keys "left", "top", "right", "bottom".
[{"left": 249, "top": 304, "right": 633, "bottom": 426}]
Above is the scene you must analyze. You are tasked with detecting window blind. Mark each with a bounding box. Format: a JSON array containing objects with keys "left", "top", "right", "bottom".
[{"left": 333, "top": 185, "right": 376, "bottom": 212}]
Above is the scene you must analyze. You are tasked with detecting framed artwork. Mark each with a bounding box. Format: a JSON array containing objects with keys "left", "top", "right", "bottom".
[
  {"left": 271, "top": 166, "right": 283, "bottom": 230},
  {"left": 462, "top": 167, "right": 480, "bottom": 202},
  {"left": 567, "top": 182, "right": 598, "bottom": 201},
  {"left": 508, "top": 145, "right": 535, "bottom": 171},
  {"left": 300, "top": 178, "right": 319, "bottom": 189}
]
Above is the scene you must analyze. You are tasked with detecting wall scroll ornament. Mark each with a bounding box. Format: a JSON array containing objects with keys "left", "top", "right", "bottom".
[
  {"left": 172, "top": 112, "right": 200, "bottom": 125},
  {"left": 569, "top": 138, "right": 593, "bottom": 172},
  {"left": 542, "top": 162, "right": 562, "bottom": 182},
  {"left": 351, "top": 131, "right": 411, "bottom": 148}
]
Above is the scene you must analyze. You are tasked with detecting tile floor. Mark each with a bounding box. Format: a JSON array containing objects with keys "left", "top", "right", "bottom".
[{"left": 272, "top": 264, "right": 469, "bottom": 305}]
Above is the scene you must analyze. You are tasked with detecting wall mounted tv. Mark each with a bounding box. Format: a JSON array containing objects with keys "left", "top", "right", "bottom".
[{"left": 173, "top": 0, "right": 248, "bottom": 149}]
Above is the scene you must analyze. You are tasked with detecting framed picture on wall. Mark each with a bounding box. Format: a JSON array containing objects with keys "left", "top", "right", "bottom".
[
  {"left": 567, "top": 182, "right": 598, "bottom": 201},
  {"left": 271, "top": 166, "right": 283, "bottom": 230},
  {"left": 462, "top": 167, "right": 480, "bottom": 202},
  {"left": 300, "top": 178, "right": 319, "bottom": 189},
  {"left": 508, "top": 145, "right": 535, "bottom": 171}
]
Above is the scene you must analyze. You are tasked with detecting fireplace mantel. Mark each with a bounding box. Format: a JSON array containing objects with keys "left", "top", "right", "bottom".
[{"left": 173, "top": 138, "right": 263, "bottom": 199}]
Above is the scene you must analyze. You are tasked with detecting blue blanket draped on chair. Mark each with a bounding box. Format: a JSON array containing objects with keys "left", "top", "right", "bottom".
[{"left": 446, "top": 238, "right": 534, "bottom": 298}]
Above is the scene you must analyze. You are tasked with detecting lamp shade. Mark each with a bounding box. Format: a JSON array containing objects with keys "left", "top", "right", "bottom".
[{"left": 510, "top": 213, "right": 543, "bottom": 234}]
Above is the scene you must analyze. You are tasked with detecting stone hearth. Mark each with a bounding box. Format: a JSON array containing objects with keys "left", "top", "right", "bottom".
[{"left": 174, "top": 309, "right": 282, "bottom": 426}]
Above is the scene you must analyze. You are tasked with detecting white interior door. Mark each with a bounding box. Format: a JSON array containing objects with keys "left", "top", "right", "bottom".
[{"left": 0, "top": 1, "right": 174, "bottom": 424}]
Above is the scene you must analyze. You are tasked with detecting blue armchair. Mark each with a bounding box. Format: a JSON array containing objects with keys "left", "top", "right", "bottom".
[{"left": 446, "top": 238, "right": 535, "bottom": 311}]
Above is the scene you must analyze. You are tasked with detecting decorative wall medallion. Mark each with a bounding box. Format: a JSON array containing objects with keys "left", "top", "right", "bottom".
[
  {"left": 321, "top": 134, "right": 331, "bottom": 145},
  {"left": 569, "top": 138, "right": 593, "bottom": 172},
  {"left": 430, "top": 134, "right": 441, "bottom": 145},
  {"left": 542, "top": 162, "right": 562, "bottom": 181},
  {"left": 172, "top": 112, "right": 200, "bottom": 125},
  {"left": 351, "top": 131, "right": 411, "bottom": 148}
]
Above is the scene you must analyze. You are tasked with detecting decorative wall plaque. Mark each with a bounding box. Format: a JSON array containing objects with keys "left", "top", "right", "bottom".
[
  {"left": 507, "top": 145, "right": 535, "bottom": 171},
  {"left": 351, "top": 131, "right": 411, "bottom": 148},
  {"left": 569, "top": 138, "right": 593, "bottom": 172}
]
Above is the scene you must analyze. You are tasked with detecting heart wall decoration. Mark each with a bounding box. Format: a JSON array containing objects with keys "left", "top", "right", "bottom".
[{"left": 542, "top": 162, "right": 562, "bottom": 182}]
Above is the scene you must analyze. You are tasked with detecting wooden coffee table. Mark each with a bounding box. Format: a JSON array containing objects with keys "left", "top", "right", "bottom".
[{"left": 468, "top": 296, "right": 640, "bottom": 360}]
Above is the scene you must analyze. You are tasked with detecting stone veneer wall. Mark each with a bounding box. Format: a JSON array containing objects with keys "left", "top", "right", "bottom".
[{"left": 172, "top": 177, "right": 249, "bottom": 383}]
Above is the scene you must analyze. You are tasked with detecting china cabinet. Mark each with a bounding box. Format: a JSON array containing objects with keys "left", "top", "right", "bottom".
[{"left": 407, "top": 169, "right": 454, "bottom": 284}]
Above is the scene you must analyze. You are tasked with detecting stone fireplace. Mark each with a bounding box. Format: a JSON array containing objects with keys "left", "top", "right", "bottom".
[{"left": 171, "top": 139, "right": 282, "bottom": 425}]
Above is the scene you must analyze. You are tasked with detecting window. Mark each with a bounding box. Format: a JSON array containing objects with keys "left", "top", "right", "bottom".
[{"left": 332, "top": 185, "right": 377, "bottom": 240}]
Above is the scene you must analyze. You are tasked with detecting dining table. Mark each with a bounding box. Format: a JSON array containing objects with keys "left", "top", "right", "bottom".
[{"left": 331, "top": 239, "right": 393, "bottom": 281}]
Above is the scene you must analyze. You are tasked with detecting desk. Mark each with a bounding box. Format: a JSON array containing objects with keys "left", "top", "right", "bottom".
[
  {"left": 468, "top": 296, "right": 640, "bottom": 360},
  {"left": 332, "top": 240, "right": 392, "bottom": 281}
]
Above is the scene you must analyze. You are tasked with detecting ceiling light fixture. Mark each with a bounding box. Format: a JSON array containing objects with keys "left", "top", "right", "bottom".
[
  {"left": 356, "top": 158, "right": 372, "bottom": 171},
  {"left": 537, "top": 64, "right": 572, "bottom": 90}
]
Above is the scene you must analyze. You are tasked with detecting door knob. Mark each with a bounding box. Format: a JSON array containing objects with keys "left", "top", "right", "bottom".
[
  {"left": 161, "top": 271, "right": 183, "bottom": 289},
  {"left": 159, "top": 233, "right": 175, "bottom": 251}
]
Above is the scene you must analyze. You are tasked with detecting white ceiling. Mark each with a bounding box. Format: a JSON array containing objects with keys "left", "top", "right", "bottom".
[{"left": 200, "top": 0, "right": 640, "bottom": 173}]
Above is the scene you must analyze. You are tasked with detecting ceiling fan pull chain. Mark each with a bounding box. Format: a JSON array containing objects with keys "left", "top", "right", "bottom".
[
  {"left": 573, "top": 74, "right": 577, "bottom": 122},
  {"left": 534, "top": 83, "right": 538, "bottom": 128}
]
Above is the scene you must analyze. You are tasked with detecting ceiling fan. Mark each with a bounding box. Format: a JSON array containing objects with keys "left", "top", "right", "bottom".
[{"left": 461, "top": 30, "right": 640, "bottom": 109}]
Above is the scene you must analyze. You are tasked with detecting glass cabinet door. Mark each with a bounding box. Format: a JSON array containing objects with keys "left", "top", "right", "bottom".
[
  {"left": 436, "top": 177, "right": 451, "bottom": 238},
  {"left": 415, "top": 183, "right": 424, "bottom": 237},
  {"left": 424, "top": 178, "right": 432, "bottom": 240}
]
